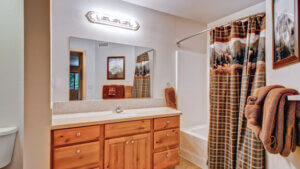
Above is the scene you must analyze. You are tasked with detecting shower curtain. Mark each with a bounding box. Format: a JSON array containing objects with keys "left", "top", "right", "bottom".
[
  {"left": 208, "top": 14, "right": 266, "bottom": 169},
  {"left": 132, "top": 52, "right": 151, "bottom": 98}
]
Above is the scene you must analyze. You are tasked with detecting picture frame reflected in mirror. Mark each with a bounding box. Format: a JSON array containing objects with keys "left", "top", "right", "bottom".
[{"left": 107, "top": 56, "right": 125, "bottom": 80}]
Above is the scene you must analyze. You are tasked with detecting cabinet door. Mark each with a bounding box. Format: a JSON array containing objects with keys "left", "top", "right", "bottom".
[
  {"left": 104, "top": 134, "right": 151, "bottom": 169},
  {"left": 131, "top": 133, "right": 151, "bottom": 169},
  {"left": 104, "top": 136, "right": 132, "bottom": 169}
]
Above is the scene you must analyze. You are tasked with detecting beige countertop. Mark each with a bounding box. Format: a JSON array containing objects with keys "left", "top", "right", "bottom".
[{"left": 52, "top": 107, "right": 182, "bottom": 130}]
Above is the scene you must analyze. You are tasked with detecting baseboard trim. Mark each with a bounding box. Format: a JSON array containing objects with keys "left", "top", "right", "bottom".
[{"left": 180, "top": 147, "right": 208, "bottom": 169}]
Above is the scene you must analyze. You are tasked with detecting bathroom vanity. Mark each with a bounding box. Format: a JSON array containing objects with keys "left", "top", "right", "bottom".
[
  {"left": 50, "top": 34, "right": 180, "bottom": 169},
  {"left": 51, "top": 107, "right": 181, "bottom": 169}
]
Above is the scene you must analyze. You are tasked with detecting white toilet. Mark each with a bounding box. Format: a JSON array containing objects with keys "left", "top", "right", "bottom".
[{"left": 0, "top": 127, "right": 18, "bottom": 168}]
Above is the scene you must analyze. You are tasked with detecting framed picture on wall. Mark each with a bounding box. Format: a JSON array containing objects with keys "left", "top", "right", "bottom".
[
  {"left": 273, "top": 0, "right": 300, "bottom": 69},
  {"left": 107, "top": 56, "right": 125, "bottom": 80}
]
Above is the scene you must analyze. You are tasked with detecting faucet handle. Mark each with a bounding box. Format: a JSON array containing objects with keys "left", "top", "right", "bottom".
[
  {"left": 116, "top": 104, "right": 121, "bottom": 109},
  {"left": 115, "top": 104, "right": 123, "bottom": 113}
]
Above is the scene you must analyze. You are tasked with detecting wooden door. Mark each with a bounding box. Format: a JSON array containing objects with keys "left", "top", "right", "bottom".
[
  {"left": 131, "top": 133, "right": 151, "bottom": 169},
  {"left": 69, "top": 50, "right": 85, "bottom": 100},
  {"left": 104, "top": 134, "right": 151, "bottom": 169},
  {"left": 104, "top": 136, "right": 132, "bottom": 169}
]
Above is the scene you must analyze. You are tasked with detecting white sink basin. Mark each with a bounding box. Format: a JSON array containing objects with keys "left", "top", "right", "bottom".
[
  {"left": 52, "top": 110, "right": 139, "bottom": 119},
  {"left": 52, "top": 107, "right": 182, "bottom": 129}
]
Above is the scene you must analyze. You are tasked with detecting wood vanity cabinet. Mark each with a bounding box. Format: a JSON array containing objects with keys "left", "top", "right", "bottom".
[
  {"left": 51, "top": 115, "right": 180, "bottom": 169},
  {"left": 104, "top": 133, "right": 151, "bottom": 169}
]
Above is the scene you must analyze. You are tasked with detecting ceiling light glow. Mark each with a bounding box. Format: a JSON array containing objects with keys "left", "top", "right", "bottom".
[{"left": 86, "top": 11, "right": 140, "bottom": 31}]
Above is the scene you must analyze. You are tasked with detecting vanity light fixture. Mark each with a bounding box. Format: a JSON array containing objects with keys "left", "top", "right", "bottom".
[{"left": 86, "top": 11, "right": 140, "bottom": 31}]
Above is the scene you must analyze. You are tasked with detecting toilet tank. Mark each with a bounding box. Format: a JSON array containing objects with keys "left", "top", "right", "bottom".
[{"left": 0, "top": 127, "right": 18, "bottom": 168}]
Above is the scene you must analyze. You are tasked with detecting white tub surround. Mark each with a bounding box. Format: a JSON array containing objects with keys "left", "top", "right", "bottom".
[
  {"left": 181, "top": 125, "right": 208, "bottom": 169},
  {"left": 52, "top": 107, "right": 181, "bottom": 129}
]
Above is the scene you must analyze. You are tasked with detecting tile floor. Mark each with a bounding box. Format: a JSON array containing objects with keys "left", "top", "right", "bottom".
[{"left": 168, "top": 158, "right": 202, "bottom": 169}]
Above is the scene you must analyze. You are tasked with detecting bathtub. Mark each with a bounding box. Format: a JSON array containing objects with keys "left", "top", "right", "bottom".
[{"left": 180, "top": 125, "right": 208, "bottom": 169}]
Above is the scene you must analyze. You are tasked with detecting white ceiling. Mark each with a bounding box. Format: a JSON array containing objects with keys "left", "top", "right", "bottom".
[{"left": 122, "top": 0, "right": 265, "bottom": 23}]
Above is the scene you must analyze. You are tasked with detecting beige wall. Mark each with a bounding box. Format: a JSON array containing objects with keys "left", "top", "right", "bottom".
[
  {"left": 24, "top": 0, "right": 51, "bottom": 169},
  {"left": 0, "top": 0, "right": 24, "bottom": 168}
]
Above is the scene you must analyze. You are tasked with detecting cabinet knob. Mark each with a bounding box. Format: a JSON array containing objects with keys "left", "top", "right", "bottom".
[
  {"left": 131, "top": 140, "right": 135, "bottom": 144},
  {"left": 76, "top": 132, "right": 81, "bottom": 137},
  {"left": 76, "top": 149, "right": 81, "bottom": 154},
  {"left": 166, "top": 133, "right": 170, "bottom": 137},
  {"left": 126, "top": 141, "right": 129, "bottom": 144},
  {"left": 166, "top": 154, "right": 170, "bottom": 158},
  {"left": 166, "top": 121, "right": 170, "bottom": 124}
]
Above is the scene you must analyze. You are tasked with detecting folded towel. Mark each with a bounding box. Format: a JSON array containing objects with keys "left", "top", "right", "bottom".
[
  {"left": 124, "top": 86, "right": 133, "bottom": 98},
  {"left": 245, "top": 85, "right": 284, "bottom": 138},
  {"left": 261, "top": 88, "right": 298, "bottom": 156},
  {"left": 280, "top": 98, "right": 297, "bottom": 156},
  {"left": 245, "top": 86, "right": 299, "bottom": 157},
  {"left": 165, "top": 87, "right": 177, "bottom": 109}
]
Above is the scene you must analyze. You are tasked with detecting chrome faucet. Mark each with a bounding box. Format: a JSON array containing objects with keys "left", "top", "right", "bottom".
[{"left": 115, "top": 104, "right": 123, "bottom": 113}]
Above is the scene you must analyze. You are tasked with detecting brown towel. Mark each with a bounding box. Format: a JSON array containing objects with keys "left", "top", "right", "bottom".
[
  {"left": 165, "top": 87, "right": 177, "bottom": 109},
  {"left": 124, "top": 86, "right": 133, "bottom": 98},
  {"left": 245, "top": 86, "right": 299, "bottom": 156},
  {"left": 245, "top": 85, "right": 284, "bottom": 138},
  {"left": 280, "top": 99, "right": 297, "bottom": 156},
  {"left": 296, "top": 103, "right": 300, "bottom": 146},
  {"left": 261, "top": 88, "right": 298, "bottom": 156}
]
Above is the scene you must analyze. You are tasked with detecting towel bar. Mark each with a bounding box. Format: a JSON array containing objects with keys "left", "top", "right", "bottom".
[{"left": 287, "top": 95, "right": 300, "bottom": 101}]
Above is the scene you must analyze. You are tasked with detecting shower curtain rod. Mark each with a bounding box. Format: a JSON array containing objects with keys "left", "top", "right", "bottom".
[
  {"left": 176, "top": 12, "right": 265, "bottom": 47},
  {"left": 143, "top": 49, "right": 154, "bottom": 54}
]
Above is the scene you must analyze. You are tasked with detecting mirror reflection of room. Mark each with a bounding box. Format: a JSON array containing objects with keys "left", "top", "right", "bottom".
[{"left": 69, "top": 37, "right": 153, "bottom": 101}]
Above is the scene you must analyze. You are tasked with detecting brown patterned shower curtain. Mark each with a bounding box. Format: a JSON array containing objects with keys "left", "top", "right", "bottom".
[
  {"left": 132, "top": 52, "right": 151, "bottom": 98},
  {"left": 208, "top": 14, "right": 266, "bottom": 169}
]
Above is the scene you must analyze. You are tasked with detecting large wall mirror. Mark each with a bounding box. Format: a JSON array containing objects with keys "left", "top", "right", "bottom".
[{"left": 68, "top": 37, "right": 154, "bottom": 101}]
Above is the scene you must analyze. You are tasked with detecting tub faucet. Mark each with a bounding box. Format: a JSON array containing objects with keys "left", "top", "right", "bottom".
[{"left": 115, "top": 104, "right": 123, "bottom": 113}]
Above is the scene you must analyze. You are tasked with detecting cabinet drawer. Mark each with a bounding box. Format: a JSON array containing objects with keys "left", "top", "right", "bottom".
[
  {"left": 53, "top": 126, "right": 100, "bottom": 147},
  {"left": 154, "top": 128, "right": 179, "bottom": 152},
  {"left": 105, "top": 120, "right": 151, "bottom": 138},
  {"left": 53, "top": 141, "right": 100, "bottom": 169},
  {"left": 154, "top": 116, "right": 179, "bottom": 131},
  {"left": 153, "top": 148, "right": 180, "bottom": 169}
]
